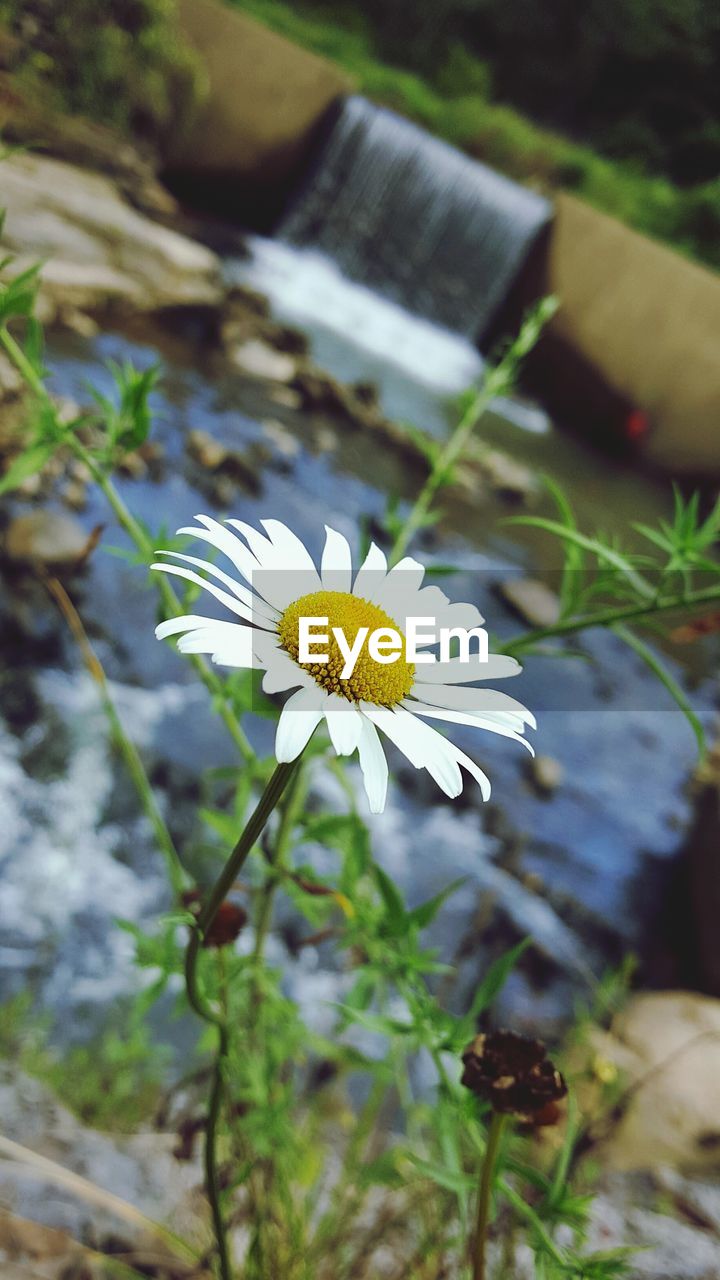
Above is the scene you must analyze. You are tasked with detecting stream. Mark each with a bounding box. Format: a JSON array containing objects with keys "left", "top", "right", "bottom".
[{"left": 0, "top": 235, "right": 716, "bottom": 1052}]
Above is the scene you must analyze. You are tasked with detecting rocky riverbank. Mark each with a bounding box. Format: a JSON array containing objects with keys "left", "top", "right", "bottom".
[
  {"left": 2, "top": 111, "right": 720, "bottom": 1280},
  {"left": 3, "top": 993, "right": 720, "bottom": 1279}
]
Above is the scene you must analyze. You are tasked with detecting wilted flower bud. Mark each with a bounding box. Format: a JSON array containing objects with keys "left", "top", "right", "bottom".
[
  {"left": 181, "top": 889, "right": 247, "bottom": 948},
  {"left": 461, "top": 1029, "right": 567, "bottom": 1124}
]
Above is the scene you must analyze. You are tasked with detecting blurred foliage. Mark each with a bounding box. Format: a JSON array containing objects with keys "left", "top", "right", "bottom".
[
  {"left": 255, "top": 0, "right": 720, "bottom": 188},
  {"left": 0, "top": 991, "right": 165, "bottom": 1131},
  {"left": 236, "top": 0, "right": 720, "bottom": 270},
  {"left": 0, "top": 0, "right": 206, "bottom": 150}
]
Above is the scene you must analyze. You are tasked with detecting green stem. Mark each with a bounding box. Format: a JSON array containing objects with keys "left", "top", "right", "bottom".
[
  {"left": 185, "top": 761, "right": 299, "bottom": 1023},
  {"left": 390, "top": 378, "right": 499, "bottom": 566},
  {"left": 472, "top": 1112, "right": 506, "bottom": 1280},
  {"left": 251, "top": 761, "right": 306, "bottom": 971},
  {"left": 0, "top": 324, "right": 254, "bottom": 764},
  {"left": 501, "top": 582, "right": 720, "bottom": 656},
  {"left": 389, "top": 298, "right": 556, "bottom": 565},
  {"left": 183, "top": 761, "right": 299, "bottom": 1280}
]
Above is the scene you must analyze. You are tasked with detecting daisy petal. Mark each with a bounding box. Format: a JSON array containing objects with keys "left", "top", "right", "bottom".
[
  {"left": 255, "top": 636, "right": 312, "bottom": 694},
  {"left": 357, "top": 718, "right": 389, "bottom": 813},
  {"left": 181, "top": 515, "right": 261, "bottom": 583},
  {"left": 321, "top": 526, "right": 353, "bottom": 593},
  {"left": 324, "top": 693, "right": 363, "bottom": 755},
  {"left": 275, "top": 686, "right": 326, "bottom": 761},
  {"left": 151, "top": 562, "right": 256, "bottom": 622},
  {"left": 412, "top": 654, "right": 522, "bottom": 684},
  {"left": 362, "top": 703, "right": 462, "bottom": 797},
  {"left": 260, "top": 519, "right": 323, "bottom": 579},
  {"left": 353, "top": 541, "right": 388, "bottom": 600},
  {"left": 403, "top": 699, "right": 534, "bottom": 753},
  {"left": 411, "top": 684, "right": 536, "bottom": 729},
  {"left": 227, "top": 519, "right": 322, "bottom": 607},
  {"left": 450, "top": 743, "right": 492, "bottom": 801},
  {"left": 156, "top": 551, "right": 278, "bottom": 627},
  {"left": 156, "top": 613, "right": 219, "bottom": 640},
  {"left": 178, "top": 624, "right": 257, "bottom": 666}
]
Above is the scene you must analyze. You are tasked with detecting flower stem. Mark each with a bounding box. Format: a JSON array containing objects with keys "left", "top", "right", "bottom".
[
  {"left": 183, "top": 761, "right": 299, "bottom": 1280},
  {"left": 500, "top": 582, "right": 720, "bottom": 656},
  {"left": 389, "top": 298, "right": 556, "bottom": 566},
  {"left": 251, "top": 760, "right": 306, "bottom": 973},
  {"left": 472, "top": 1112, "right": 507, "bottom": 1280},
  {"left": 0, "top": 322, "right": 254, "bottom": 764}
]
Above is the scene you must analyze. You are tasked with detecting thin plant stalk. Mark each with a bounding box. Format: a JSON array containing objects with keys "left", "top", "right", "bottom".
[
  {"left": 0, "top": 325, "right": 254, "bottom": 763},
  {"left": 183, "top": 760, "right": 299, "bottom": 1280},
  {"left": 501, "top": 584, "right": 720, "bottom": 655},
  {"left": 45, "top": 575, "right": 188, "bottom": 897},
  {"left": 390, "top": 298, "right": 557, "bottom": 565},
  {"left": 251, "top": 760, "right": 307, "bottom": 972},
  {"left": 472, "top": 1112, "right": 506, "bottom": 1280}
]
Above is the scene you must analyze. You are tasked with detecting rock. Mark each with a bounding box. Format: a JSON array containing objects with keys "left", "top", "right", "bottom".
[
  {"left": 0, "top": 152, "right": 222, "bottom": 321},
  {"left": 262, "top": 419, "right": 299, "bottom": 459},
  {"left": 481, "top": 449, "right": 538, "bottom": 501},
  {"left": 528, "top": 754, "right": 564, "bottom": 795},
  {"left": 498, "top": 578, "right": 561, "bottom": 628},
  {"left": 229, "top": 338, "right": 297, "bottom": 383},
  {"left": 55, "top": 305, "right": 100, "bottom": 338},
  {"left": 4, "top": 511, "right": 90, "bottom": 567},
  {"left": 60, "top": 480, "right": 88, "bottom": 511},
  {"left": 186, "top": 426, "right": 228, "bottom": 470},
  {"left": 186, "top": 428, "right": 261, "bottom": 494},
  {"left": 268, "top": 385, "right": 302, "bottom": 411},
  {"left": 655, "top": 1167, "right": 720, "bottom": 1233},
  {"left": 352, "top": 380, "right": 380, "bottom": 409},
  {"left": 588, "top": 992, "right": 720, "bottom": 1171},
  {"left": 0, "top": 1065, "right": 202, "bottom": 1250}
]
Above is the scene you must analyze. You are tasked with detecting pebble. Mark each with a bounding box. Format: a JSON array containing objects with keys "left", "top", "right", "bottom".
[
  {"left": 229, "top": 338, "right": 296, "bottom": 383},
  {"left": 499, "top": 577, "right": 562, "bottom": 627},
  {"left": 529, "top": 754, "right": 564, "bottom": 795},
  {"left": 4, "top": 510, "right": 89, "bottom": 566}
]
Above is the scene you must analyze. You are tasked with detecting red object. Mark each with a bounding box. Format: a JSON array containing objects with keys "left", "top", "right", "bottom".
[{"left": 625, "top": 408, "right": 649, "bottom": 441}]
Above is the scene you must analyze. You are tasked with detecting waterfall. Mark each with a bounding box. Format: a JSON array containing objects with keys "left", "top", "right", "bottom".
[{"left": 279, "top": 95, "right": 551, "bottom": 342}]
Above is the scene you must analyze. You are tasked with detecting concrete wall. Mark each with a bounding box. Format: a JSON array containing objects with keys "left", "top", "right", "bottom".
[
  {"left": 170, "top": 0, "right": 720, "bottom": 474},
  {"left": 168, "top": 0, "right": 350, "bottom": 222},
  {"left": 549, "top": 196, "right": 720, "bottom": 474}
]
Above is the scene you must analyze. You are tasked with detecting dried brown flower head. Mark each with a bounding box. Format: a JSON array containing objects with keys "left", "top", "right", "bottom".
[
  {"left": 461, "top": 1029, "right": 567, "bottom": 1124},
  {"left": 182, "top": 890, "right": 248, "bottom": 948}
]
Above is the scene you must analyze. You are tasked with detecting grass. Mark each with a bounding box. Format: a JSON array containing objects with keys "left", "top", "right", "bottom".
[{"left": 232, "top": 0, "right": 720, "bottom": 270}]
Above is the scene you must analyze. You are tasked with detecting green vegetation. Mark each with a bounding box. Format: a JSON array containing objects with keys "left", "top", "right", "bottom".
[
  {"left": 0, "top": 0, "right": 205, "bottom": 150},
  {"left": 0, "top": 992, "right": 165, "bottom": 1131},
  {"left": 234, "top": 0, "right": 720, "bottom": 270}
]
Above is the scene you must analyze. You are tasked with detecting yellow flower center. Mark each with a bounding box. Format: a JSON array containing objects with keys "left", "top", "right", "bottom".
[{"left": 278, "top": 590, "right": 415, "bottom": 706}]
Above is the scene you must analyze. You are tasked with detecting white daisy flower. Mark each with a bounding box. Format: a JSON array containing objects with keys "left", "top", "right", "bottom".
[{"left": 152, "top": 516, "right": 534, "bottom": 813}]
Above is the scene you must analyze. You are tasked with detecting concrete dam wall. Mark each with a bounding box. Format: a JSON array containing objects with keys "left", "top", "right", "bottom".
[{"left": 168, "top": 0, "right": 720, "bottom": 476}]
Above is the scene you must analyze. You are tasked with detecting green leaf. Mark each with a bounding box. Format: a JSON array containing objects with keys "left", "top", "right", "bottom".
[
  {"left": 373, "top": 862, "right": 407, "bottom": 933},
  {"left": 403, "top": 1152, "right": 475, "bottom": 1194},
  {"left": 0, "top": 442, "right": 55, "bottom": 495},
  {"left": 407, "top": 878, "right": 467, "bottom": 929},
  {"left": 302, "top": 812, "right": 371, "bottom": 881},
  {"left": 613, "top": 623, "right": 705, "bottom": 758},
  {"left": 504, "top": 516, "right": 655, "bottom": 601}
]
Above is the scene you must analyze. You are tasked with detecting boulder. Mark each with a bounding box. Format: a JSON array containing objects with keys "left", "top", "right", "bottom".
[
  {"left": 498, "top": 578, "right": 561, "bottom": 628},
  {"left": 589, "top": 991, "right": 720, "bottom": 1171},
  {"left": 4, "top": 511, "right": 90, "bottom": 567},
  {"left": 0, "top": 152, "right": 222, "bottom": 321}
]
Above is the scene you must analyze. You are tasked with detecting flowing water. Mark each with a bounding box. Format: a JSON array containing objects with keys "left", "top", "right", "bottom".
[
  {"left": 280, "top": 95, "right": 551, "bottom": 342},
  {"left": 0, "top": 238, "right": 714, "bottom": 1055}
]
